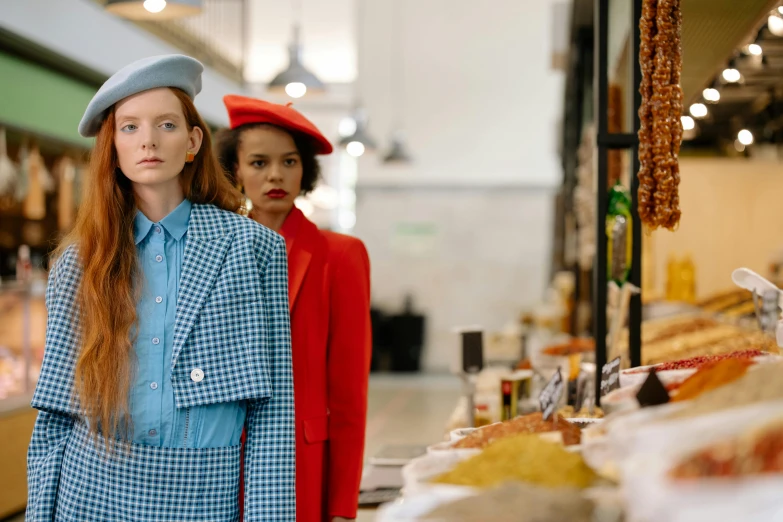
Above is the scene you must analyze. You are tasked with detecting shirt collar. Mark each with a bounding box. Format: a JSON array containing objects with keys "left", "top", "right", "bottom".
[
  {"left": 133, "top": 199, "right": 193, "bottom": 244},
  {"left": 160, "top": 198, "right": 192, "bottom": 240}
]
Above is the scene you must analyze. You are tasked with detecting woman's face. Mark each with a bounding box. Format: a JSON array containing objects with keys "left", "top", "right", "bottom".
[
  {"left": 113, "top": 88, "right": 203, "bottom": 191},
  {"left": 235, "top": 125, "right": 303, "bottom": 218}
]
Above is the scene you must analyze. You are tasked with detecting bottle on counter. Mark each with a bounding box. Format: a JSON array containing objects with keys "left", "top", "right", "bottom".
[
  {"left": 679, "top": 255, "right": 696, "bottom": 304},
  {"left": 665, "top": 255, "right": 679, "bottom": 301},
  {"left": 16, "top": 245, "right": 32, "bottom": 282},
  {"left": 474, "top": 403, "right": 492, "bottom": 427}
]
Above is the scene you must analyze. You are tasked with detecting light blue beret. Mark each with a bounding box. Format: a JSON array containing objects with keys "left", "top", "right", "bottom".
[{"left": 78, "top": 54, "right": 204, "bottom": 138}]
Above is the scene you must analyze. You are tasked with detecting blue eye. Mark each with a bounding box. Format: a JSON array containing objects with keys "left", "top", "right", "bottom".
[
  {"left": 121, "top": 124, "right": 137, "bottom": 133},
  {"left": 162, "top": 122, "right": 177, "bottom": 130}
]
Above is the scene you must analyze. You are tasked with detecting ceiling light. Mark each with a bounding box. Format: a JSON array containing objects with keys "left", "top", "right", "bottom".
[
  {"left": 144, "top": 0, "right": 166, "bottom": 13},
  {"left": 703, "top": 88, "right": 720, "bottom": 103},
  {"left": 346, "top": 141, "right": 366, "bottom": 157},
  {"left": 689, "top": 103, "right": 708, "bottom": 119},
  {"left": 722, "top": 68, "right": 741, "bottom": 83},
  {"left": 383, "top": 132, "right": 413, "bottom": 164},
  {"left": 738, "top": 129, "right": 754, "bottom": 146},
  {"left": 284, "top": 82, "right": 307, "bottom": 99},
  {"left": 268, "top": 25, "right": 325, "bottom": 98},
  {"left": 105, "top": 0, "right": 201, "bottom": 19},
  {"left": 769, "top": 14, "right": 783, "bottom": 37},
  {"left": 681, "top": 116, "right": 695, "bottom": 131},
  {"left": 747, "top": 43, "right": 763, "bottom": 56},
  {"left": 338, "top": 117, "right": 357, "bottom": 138},
  {"left": 339, "top": 108, "right": 377, "bottom": 155}
]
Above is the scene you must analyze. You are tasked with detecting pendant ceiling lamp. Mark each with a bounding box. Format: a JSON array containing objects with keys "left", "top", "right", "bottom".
[
  {"left": 268, "top": 0, "right": 325, "bottom": 99},
  {"left": 340, "top": 0, "right": 377, "bottom": 157},
  {"left": 382, "top": 0, "right": 412, "bottom": 164},
  {"left": 383, "top": 132, "right": 413, "bottom": 164},
  {"left": 339, "top": 108, "right": 377, "bottom": 158},
  {"left": 105, "top": 0, "right": 202, "bottom": 20}
]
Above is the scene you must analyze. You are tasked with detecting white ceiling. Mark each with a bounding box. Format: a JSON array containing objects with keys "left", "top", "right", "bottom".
[{"left": 245, "top": 0, "right": 357, "bottom": 84}]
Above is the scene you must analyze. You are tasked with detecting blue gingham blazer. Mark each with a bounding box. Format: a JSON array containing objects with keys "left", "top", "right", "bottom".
[{"left": 26, "top": 203, "right": 295, "bottom": 521}]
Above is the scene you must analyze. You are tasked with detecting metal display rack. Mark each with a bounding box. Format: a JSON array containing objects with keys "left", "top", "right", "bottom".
[{"left": 592, "top": 0, "right": 644, "bottom": 401}]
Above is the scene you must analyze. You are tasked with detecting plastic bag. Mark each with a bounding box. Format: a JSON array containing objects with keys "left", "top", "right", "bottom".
[
  {"left": 375, "top": 486, "right": 477, "bottom": 522},
  {"left": 448, "top": 427, "right": 477, "bottom": 442},
  {"left": 402, "top": 452, "right": 477, "bottom": 496},
  {"left": 618, "top": 400, "right": 783, "bottom": 522}
]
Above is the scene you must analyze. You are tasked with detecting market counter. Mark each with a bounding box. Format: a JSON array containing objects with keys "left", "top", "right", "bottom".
[{"left": 0, "top": 394, "right": 34, "bottom": 519}]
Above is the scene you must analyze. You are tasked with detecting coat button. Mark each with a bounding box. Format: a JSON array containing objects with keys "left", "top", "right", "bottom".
[{"left": 190, "top": 368, "right": 204, "bottom": 382}]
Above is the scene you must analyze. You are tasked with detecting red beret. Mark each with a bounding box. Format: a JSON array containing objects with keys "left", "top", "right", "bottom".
[{"left": 223, "top": 94, "right": 333, "bottom": 155}]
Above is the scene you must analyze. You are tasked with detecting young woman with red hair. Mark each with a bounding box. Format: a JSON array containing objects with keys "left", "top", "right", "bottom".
[{"left": 26, "top": 55, "right": 295, "bottom": 521}]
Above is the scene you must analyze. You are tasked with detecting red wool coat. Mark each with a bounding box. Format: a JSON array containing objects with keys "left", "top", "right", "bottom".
[{"left": 240, "top": 207, "right": 372, "bottom": 521}]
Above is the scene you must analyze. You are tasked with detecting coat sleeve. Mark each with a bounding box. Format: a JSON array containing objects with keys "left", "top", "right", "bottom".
[
  {"left": 327, "top": 239, "right": 372, "bottom": 519},
  {"left": 243, "top": 236, "right": 296, "bottom": 520},
  {"left": 27, "top": 256, "right": 75, "bottom": 521}
]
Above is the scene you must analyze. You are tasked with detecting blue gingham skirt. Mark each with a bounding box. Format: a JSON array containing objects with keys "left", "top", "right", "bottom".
[{"left": 55, "top": 421, "right": 241, "bottom": 521}]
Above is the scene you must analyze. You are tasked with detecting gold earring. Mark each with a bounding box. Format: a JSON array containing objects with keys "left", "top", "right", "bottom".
[{"left": 185, "top": 151, "right": 195, "bottom": 163}]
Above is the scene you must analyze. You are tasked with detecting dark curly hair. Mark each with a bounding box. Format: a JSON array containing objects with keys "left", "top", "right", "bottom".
[{"left": 214, "top": 123, "right": 321, "bottom": 195}]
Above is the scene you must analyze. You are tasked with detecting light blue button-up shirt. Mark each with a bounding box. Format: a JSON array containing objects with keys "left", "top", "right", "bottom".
[{"left": 131, "top": 199, "right": 246, "bottom": 448}]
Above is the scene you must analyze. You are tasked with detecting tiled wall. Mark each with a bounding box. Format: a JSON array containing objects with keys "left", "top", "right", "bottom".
[{"left": 354, "top": 185, "right": 556, "bottom": 372}]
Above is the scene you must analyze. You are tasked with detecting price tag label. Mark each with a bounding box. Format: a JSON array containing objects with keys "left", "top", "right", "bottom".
[
  {"left": 635, "top": 369, "right": 670, "bottom": 408},
  {"left": 600, "top": 357, "right": 622, "bottom": 397},
  {"left": 539, "top": 369, "right": 564, "bottom": 421}
]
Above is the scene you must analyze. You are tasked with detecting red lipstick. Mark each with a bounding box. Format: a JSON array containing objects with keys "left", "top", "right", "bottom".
[{"left": 266, "top": 189, "right": 288, "bottom": 199}]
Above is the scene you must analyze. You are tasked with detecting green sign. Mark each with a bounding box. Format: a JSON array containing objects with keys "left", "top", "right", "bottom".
[{"left": 0, "top": 51, "right": 95, "bottom": 148}]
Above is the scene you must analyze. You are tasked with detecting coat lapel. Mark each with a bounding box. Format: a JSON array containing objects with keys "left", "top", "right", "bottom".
[
  {"left": 287, "top": 245, "right": 311, "bottom": 313},
  {"left": 171, "top": 204, "right": 233, "bottom": 367},
  {"left": 281, "top": 207, "right": 320, "bottom": 313}
]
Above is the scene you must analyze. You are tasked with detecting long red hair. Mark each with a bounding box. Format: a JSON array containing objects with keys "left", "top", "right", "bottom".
[{"left": 58, "top": 88, "right": 243, "bottom": 442}]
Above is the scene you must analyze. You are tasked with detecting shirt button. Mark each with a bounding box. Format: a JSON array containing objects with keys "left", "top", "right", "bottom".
[
  {"left": 190, "top": 368, "right": 204, "bottom": 382},
  {"left": 154, "top": 226, "right": 162, "bottom": 234},
  {"left": 150, "top": 382, "right": 158, "bottom": 390},
  {"left": 155, "top": 255, "right": 163, "bottom": 262},
  {"left": 152, "top": 337, "right": 160, "bottom": 345},
  {"left": 148, "top": 429, "right": 157, "bottom": 437},
  {"left": 155, "top": 296, "right": 163, "bottom": 304}
]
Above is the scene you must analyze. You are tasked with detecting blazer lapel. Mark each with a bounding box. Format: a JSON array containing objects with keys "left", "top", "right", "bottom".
[
  {"left": 287, "top": 245, "right": 311, "bottom": 313},
  {"left": 171, "top": 204, "right": 233, "bottom": 367}
]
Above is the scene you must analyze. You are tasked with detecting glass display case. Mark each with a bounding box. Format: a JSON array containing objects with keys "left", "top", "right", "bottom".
[
  {"left": 0, "top": 276, "right": 46, "bottom": 518},
  {"left": 0, "top": 277, "right": 46, "bottom": 402}
]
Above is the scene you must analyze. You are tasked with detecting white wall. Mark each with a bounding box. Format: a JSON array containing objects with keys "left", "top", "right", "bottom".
[
  {"left": 355, "top": 186, "right": 556, "bottom": 371},
  {"left": 651, "top": 158, "right": 783, "bottom": 300},
  {"left": 0, "top": 0, "right": 248, "bottom": 127},
  {"left": 353, "top": 0, "right": 565, "bottom": 371},
  {"left": 356, "top": 0, "right": 566, "bottom": 187}
]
